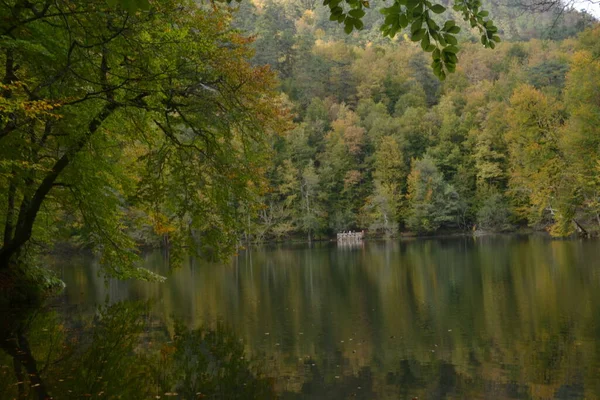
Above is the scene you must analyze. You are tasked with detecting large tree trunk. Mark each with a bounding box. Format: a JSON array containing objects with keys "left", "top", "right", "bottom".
[
  {"left": 0, "top": 102, "right": 118, "bottom": 270},
  {"left": 3, "top": 179, "right": 16, "bottom": 247}
]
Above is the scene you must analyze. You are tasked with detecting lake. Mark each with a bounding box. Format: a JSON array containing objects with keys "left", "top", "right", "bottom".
[{"left": 2, "top": 235, "right": 600, "bottom": 399}]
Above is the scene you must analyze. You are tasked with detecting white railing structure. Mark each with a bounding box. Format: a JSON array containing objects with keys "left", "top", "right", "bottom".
[{"left": 336, "top": 230, "right": 365, "bottom": 242}]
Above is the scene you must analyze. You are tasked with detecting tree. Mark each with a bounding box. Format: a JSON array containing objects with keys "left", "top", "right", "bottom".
[
  {"left": 360, "top": 181, "right": 399, "bottom": 236},
  {"left": 300, "top": 160, "right": 323, "bottom": 241},
  {"left": 505, "top": 84, "right": 572, "bottom": 235},
  {"left": 405, "top": 156, "right": 460, "bottom": 233},
  {"left": 0, "top": 0, "right": 286, "bottom": 279},
  {"left": 473, "top": 103, "right": 509, "bottom": 188},
  {"left": 562, "top": 32, "right": 600, "bottom": 229}
]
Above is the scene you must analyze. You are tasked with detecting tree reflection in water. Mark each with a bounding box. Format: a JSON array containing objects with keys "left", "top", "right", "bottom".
[
  {"left": 6, "top": 237, "right": 600, "bottom": 399},
  {"left": 0, "top": 299, "right": 594, "bottom": 399},
  {"left": 0, "top": 302, "right": 276, "bottom": 399}
]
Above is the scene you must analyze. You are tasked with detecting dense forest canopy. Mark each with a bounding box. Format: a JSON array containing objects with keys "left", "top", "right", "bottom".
[
  {"left": 0, "top": 0, "right": 599, "bottom": 281},
  {"left": 231, "top": 0, "right": 599, "bottom": 241}
]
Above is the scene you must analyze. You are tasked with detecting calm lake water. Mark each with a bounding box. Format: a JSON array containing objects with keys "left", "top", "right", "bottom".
[{"left": 2, "top": 235, "right": 600, "bottom": 399}]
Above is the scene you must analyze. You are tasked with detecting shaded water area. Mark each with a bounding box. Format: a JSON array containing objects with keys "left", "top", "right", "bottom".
[{"left": 2, "top": 235, "right": 600, "bottom": 399}]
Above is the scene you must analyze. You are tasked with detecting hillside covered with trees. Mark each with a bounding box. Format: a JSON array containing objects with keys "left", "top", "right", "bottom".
[{"left": 233, "top": 0, "right": 600, "bottom": 241}]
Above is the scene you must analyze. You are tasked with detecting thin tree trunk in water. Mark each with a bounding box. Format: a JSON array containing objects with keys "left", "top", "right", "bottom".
[
  {"left": 17, "top": 333, "right": 49, "bottom": 400},
  {"left": 0, "top": 334, "right": 50, "bottom": 400},
  {"left": 246, "top": 213, "right": 251, "bottom": 245},
  {"left": 13, "top": 357, "right": 25, "bottom": 398},
  {"left": 305, "top": 189, "right": 311, "bottom": 243}
]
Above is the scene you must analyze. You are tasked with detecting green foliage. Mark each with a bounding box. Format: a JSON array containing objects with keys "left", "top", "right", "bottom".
[
  {"left": 476, "top": 189, "right": 512, "bottom": 231},
  {"left": 527, "top": 59, "right": 570, "bottom": 91},
  {"left": 406, "top": 156, "right": 461, "bottom": 233},
  {"left": 0, "top": 0, "right": 287, "bottom": 279}
]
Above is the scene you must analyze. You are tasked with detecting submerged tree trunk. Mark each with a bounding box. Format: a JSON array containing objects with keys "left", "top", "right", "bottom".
[{"left": 0, "top": 319, "right": 50, "bottom": 400}]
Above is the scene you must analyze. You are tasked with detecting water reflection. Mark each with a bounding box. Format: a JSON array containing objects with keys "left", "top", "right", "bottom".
[
  {"left": 31, "top": 236, "right": 600, "bottom": 398},
  {"left": 0, "top": 302, "right": 275, "bottom": 399}
]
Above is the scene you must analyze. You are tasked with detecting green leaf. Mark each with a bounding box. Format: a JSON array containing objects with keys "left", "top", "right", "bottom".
[
  {"left": 349, "top": 8, "right": 366, "bottom": 18},
  {"left": 442, "top": 20, "right": 455, "bottom": 31},
  {"left": 382, "top": 4, "right": 401, "bottom": 14},
  {"left": 445, "top": 51, "right": 458, "bottom": 63},
  {"left": 430, "top": 4, "right": 445, "bottom": 13},
  {"left": 411, "top": 29, "right": 426, "bottom": 41},
  {"left": 421, "top": 34, "right": 430, "bottom": 50},
  {"left": 406, "top": 0, "right": 420, "bottom": 9},
  {"left": 385, "top": 14, "right": 399, "bottom": 25},
  {"left": 411, "top": 19, "right": 423, "bottom": 34},
  {"left": 427, "top": 19, "right": 439, "bottom": 31},
  {"left": 331, "top": 6, "right": 343, "bottom": 15},
  {"left": 444, "top": 34, "right": 457, "bottom": 45},
  {"left": 445, "top": 45, "right": 459, "bottom": 53},
  {"left": 344, "top": 20, "right": 354, "bottom": 34},
  {"left": 447, "top": 25, "right": 460, "bottom": 34},
  {"left": 399, "top": 14, "right": 409, "bottom": 28},
  {"left": 412, "top": 4, "right": 424, "bottom": 17}
]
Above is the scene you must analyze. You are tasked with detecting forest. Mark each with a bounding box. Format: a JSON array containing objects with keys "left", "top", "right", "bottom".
[
  {"left": 0, "top": 0, "right": 599, "bottom": 281},
  {"left": 234, "top": 0, "right": 600, "bottom": 242}
]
